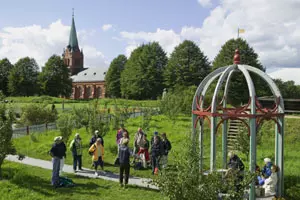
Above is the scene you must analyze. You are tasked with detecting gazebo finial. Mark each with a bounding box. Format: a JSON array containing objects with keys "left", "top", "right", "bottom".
[{"left": 233, "top": 49, "right": 240, "bottom": 64}]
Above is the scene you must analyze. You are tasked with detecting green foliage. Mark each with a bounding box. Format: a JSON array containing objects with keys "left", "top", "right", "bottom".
[
  {"left": 0, "top": 104, "right": 15, "bottom": 178},
  {"left": 105, "top": 55, "right": 127, "bottom": 98},
  {"left": 160, "top": 86, "right": 197, "bottom": 119},
  {"left": 56, "top": 113, "right": 74, "bottom": 143},
  {"left": 154, "top": 135, "right": 254, "bottom": 200},
  {"left": 274, "top": 79, "right": 300, "bottom": 98},
  {"left": 39, "top": 55, "right": 72, "bottom": 97},
  {"left": 213, "top": 38, "right": 268, "bottom": 105},
  {"left": 234, "top": 125, "right": 262, "bottom": 160},
  {"left": 0, "top": 58, "right": 14, "bottom": 96},
  {"left": 0, "top": 90, "right": 5, "bottom": 101},
  {"left": 8, "top": 57, "right": 39, "bottom": 96},
  {"left": 88, "top": 100, "right": 110, "bottom": 137},
  {"left": 164, "top": 40, "right": 211, "bottom": 89},
  {"left": 72, "top": 106, "right": 90, "bottom": 131},
  {"left": 20, "top": 104, "right": 57, "bottom": 126},
  {"left": 121, "top": 42, "right": 168, "bottom": 100}
]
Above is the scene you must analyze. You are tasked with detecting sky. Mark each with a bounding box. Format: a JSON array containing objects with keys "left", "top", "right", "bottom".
[{"left": 0, "top": 0, "right": 299, "bottom": 84}]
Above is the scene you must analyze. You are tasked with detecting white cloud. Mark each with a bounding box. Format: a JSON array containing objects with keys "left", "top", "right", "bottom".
[
  {"left": 268, "top": 68, "right": 300, "bottom": 85},
  {"left": 197, "top": 0, "right": 212, "bottom": 7},
  {"left": 120, "top": 0, "right": 300, "bottom": 72},
  {"left": 0, "top": 20, "right": 108, "bottom": 69},
  {"left": 102, "top": 24, "right": 113, "bottom": 31}
]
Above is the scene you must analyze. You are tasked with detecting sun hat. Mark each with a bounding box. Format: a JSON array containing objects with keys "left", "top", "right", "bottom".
[
  {"left": 264, "top": 158, "right": 271, "bottom": 163},
  {"left": 54, "top": 136, "right": 62, "bottom": 142},
  {"left": 95, "top": 130, "right": 99, "bottom": 134},
  {"left": 75, "top": 133, "right": 80, "bottom": 137}
]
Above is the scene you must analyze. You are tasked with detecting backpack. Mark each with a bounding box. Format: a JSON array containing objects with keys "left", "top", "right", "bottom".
[
  {"left": 58, "top": 176, "right": 75, "bottom": 187},
  {"left": 89, "top": 144, "right": 96, "bottom": 156}
]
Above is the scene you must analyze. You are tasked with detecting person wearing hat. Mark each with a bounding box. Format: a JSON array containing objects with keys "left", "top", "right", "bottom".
[
  {"left": 50, "top": 136, "right": 66, "bottom": 187},
  {"left": 90, "top": 130, "right": 104, "bottom": 147},
  {"left": 118, "top": 138, "right": 132, "bottom": 188},
  {"left": 89, "top": 138, "right": 105, "bottom": 176},
  {"left": 69, "top": 133, "right": 83, "bottom": 173},
  {"left": 258, "top": 158, "right": 273, "bottom": 185}
]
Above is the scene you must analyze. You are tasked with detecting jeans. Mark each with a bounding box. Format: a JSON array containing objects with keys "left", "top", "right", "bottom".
[
  {"left": 152, "top": 156, "right": 160, "bottom": 174},
  {"left": 120, "top": 163, "right": 130, "bottom": 184},
  {"left": 52, "top": 157, "right": 60, "bottom": 186},
  {"left": 73, "top": 155, "right": 82, "bottom": 170}
]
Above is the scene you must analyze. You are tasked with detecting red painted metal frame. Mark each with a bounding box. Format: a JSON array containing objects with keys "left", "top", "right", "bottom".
[{"left": 192, "top": 96, "right": 284, "bottom": 134}]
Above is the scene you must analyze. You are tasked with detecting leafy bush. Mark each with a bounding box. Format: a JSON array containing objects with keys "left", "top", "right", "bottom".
[
  {"left": 56, "top": 113, "right": 74, "bottom": 143},
  {"left": 20, "top": 103, "right": 57, "bottom": 126},
  {"left": 160, "top": 86, "right": 197, "bottom": 120},
  {"left": 0, "top": 104, "right": 16, "bottom": 179},
  {"left": 154, "top": 134, "right": 254, "bottom": 200}
]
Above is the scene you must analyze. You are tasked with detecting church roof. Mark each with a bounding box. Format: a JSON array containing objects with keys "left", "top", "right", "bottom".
[
  {"left": 71, "top": 67, "right": 106, "bottom": 83},
  {"left": 68, "top": 14, "right": 79, "bottom": 51}
]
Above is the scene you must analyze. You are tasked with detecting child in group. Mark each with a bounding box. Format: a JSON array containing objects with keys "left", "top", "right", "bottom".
[
  {"left": 89, "top": 138, "right": 104, "bottom": 176},
  {"left": 138, "top": 134, "right": 150, "bottom": 167}
]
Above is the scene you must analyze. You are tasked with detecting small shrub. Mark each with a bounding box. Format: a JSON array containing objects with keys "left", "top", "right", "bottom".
[{"left": 56, "top": 113, "right": 74, "bottom": 143}]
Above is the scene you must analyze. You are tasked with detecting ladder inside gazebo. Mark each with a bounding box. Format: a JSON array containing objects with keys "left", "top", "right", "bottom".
[{"left": 227, "top": 119, "right": 242, "bottom": 151}]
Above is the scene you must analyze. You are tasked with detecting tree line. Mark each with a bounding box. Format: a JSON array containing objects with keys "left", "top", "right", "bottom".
[
  {"left": 105, "top": 38, "right": 300, "bottom": 103},
  {"left": 0, "top": 55, "right": 72, "bottom": 97}
]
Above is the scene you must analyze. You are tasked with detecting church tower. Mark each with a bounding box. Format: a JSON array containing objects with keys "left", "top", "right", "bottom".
[{"left": 62, "top": 10, "right": 84, "bottom": 76}]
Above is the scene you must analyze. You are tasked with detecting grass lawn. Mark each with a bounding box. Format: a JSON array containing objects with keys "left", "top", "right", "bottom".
[
  {"left": 0, "top": 161, "right": 164, "bottom": 200},
  {"left": 13, "top": 115, "right": 300, "bottom": 199}
]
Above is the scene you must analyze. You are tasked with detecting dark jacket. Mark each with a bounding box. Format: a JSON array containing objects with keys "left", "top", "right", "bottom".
[
  {"left": 50, "top": 142, "right": 66, "bottom": 159},
  {"left": 90, "top": 135, "right": 104, "bottom": 147},
  {"left": 161, "top": 139, "right": 172, "bottom": 155},
  {"left": 119, "top": 146, "right": 131, "bottom": 165},
  {"left": 151, "top": 142, "right": 163, "bottom": 158},
  {"left": 228, "top": 155, "right": 245, "bottom": 171}
]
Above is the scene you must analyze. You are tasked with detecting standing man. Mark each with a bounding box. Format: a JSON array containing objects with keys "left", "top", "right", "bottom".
[
  {"left": 161, "top": 133, "right": 172, "bottom": 168},
  {"left": 50, "top": 136, "right": 66, "bottom": 188},
  {"left": 90, "top": 130, "right": 104, "bottom": 147},
  {"left": 115, "top": 124, "right": 127, "bottom": 165},
  {"left": 70, "top": 133, "right": 83, "bottom": 173},
  {"left": 119, "top": 138, "right": 132, "bottom": 188}
]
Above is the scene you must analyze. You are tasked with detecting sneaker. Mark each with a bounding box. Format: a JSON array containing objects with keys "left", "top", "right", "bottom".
[{"left": 95, "top": 172, "right": 99, "bottom": 176}]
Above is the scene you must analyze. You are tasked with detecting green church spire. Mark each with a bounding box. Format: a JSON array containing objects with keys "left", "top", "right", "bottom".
[{"left": 68, "top": 8, "right": 79, "bottom": 51}]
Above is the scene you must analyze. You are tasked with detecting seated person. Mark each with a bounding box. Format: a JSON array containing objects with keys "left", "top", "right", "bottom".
[
  {"left": 262, "top": 165, "right": 278, "bottom": 196},
  {"left": 258, "top": 157, "right": 273, "bottom": 185},
  {"left": 227, "top": 152, "right": 245, "bottom": 183}
]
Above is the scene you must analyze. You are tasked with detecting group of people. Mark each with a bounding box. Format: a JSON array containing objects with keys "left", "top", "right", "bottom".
[
  {"left": 227, "top": 152, "right": 278, "bottom": 196},
  {"left": 49, "top": 125, "right": 172, "bottom": 188}
]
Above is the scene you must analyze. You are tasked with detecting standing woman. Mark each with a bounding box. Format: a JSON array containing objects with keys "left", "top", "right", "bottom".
[
  {"left": 70, "top": 133, "right": 83, "bottom": 173},
  {"left": 89, "top": 138, "right": 104, "bottom": 176}
]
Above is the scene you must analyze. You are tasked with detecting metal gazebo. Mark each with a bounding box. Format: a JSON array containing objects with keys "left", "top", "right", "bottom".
[{"left": 191, "top": 49, "right": 285, "bottom": 199}]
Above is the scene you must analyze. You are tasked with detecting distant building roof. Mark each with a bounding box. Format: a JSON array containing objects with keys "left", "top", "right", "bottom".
[{"left": 71, "top": 67, "right": 106, "bottom": 83}]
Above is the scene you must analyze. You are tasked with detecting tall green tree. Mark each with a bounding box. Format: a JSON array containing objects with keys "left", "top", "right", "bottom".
[
  {"left": 0, "top": 58, "right": 14, "bottom": 96},
  {"left": 164, "top": 40, "right": 211, "bottom": 89},
  {"left": 105, "top": 55, "right": 127, "bottom": 98},
  {"left": 213, "top": 38, "right": 268, "bottom": 105},
  {"left": 8, "top": 57, "right": 39, "bottom": 96},
  {"left": 273, "top": 79, "right": 300, "bottom": 98},
  {"left": 121, "top": 42, "right": 168, "bottom": 100},
  {"left": 39, "top": 55, "right": 72, "bottom": 97}
]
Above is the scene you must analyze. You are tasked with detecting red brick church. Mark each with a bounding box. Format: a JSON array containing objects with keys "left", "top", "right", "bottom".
[{"left": 63, "top": 13, "right": 106, "bottom": 99}]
